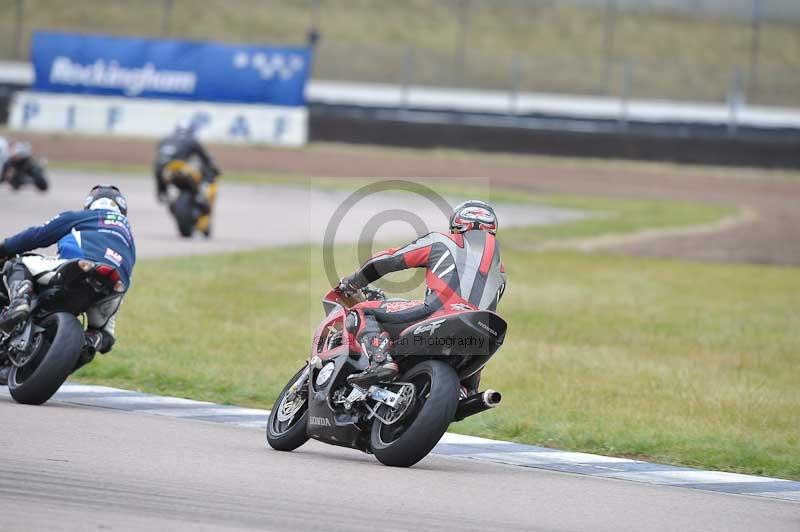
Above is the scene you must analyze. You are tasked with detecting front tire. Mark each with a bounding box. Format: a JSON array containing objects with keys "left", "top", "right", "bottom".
[
  {"left": 266, "top": 366, "right": 310, "bottom": 451},
  {"left": 8, "top": 313, "right": 84, "bottom": 405},
  {"left": 370, "top": 360, "right": 460, "bottom": 467}
]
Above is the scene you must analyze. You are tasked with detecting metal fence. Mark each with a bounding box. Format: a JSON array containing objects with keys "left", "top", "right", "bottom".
[{"left": 2, "top": 0, "right": 798, "bottom": 107}]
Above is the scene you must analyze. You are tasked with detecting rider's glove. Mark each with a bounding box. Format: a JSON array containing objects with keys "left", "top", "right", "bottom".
[{"left": 337, "top": 276, "right": 360, "bottom": 296}]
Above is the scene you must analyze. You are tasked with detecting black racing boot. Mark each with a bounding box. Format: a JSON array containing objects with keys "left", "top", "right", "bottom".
[
  {"left": 0, "top": 280, "right": 33, "bottom": 333},
  {"left": 347, "top": 332, "right": 399, "bottom": 387},
  {"left": 0, "top": 365, "right": 10, "bottom": 385}
]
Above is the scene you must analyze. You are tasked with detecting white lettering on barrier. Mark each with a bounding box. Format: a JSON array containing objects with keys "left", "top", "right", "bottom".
[
  {"left": 9, "top": 91, "right": 307, "bottom": 147},
  {"left": 49, "top": 57, "right": 197, "bottom": 96}
]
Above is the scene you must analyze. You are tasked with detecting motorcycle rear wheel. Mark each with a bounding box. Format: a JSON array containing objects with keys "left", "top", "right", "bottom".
[
  {"left": 30, "top": 167, "right": 49, "bottom": 192},
  {"left": 370, "top": 360, "right": 459, "bottom": 467},
  {"left": 266, "top": 366, "right": 310, "bottom": 451},
  {"left": 172, "top": 192, "right": 195, "bottom": 238},
  {"left": 8, "top": 312, "right": 83, "bottom": 405}
]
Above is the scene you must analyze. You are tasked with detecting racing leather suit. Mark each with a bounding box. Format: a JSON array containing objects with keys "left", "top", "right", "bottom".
[
  {"left": 0, "top": 209, "right": 136, "bottom": 353},
  {"left": 343, "top": 230, "right": 506, "bottom": 386}
]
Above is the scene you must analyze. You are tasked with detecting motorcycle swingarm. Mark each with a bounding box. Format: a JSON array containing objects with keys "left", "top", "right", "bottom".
[{"left": 4, "top": 320, "right": 40, "bottom": 354}]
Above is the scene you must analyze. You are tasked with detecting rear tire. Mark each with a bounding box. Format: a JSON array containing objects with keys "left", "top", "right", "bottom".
[
  {"left": 8, "top": 313, "right": 84, "bottom": 405},
  {"left": 266, "top": 366, "right": 310, "bottom": 451},
  {"left": 172, "top": 192, "right": 195, "bottom": 238},
  {"left": 370, "top": 360, "right": 459, "bottom": 467},
  {"left": 31, "top": 167, "right": 49, "bottom": 192}
]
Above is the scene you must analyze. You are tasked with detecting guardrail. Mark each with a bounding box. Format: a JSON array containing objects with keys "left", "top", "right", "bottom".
[
  {"left": 5, "top": 62, "right": 800, "bottom": 131},
  {"left": 2, "top": 61, "right": 799, "bottom": 167}
]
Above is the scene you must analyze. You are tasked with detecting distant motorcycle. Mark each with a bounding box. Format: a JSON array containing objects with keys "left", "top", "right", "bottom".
[
  {"left": 0, "top": 258, "right": 125, "bottom": 405},
  {"left": 266, "top": 285, "right": 507, "bottom": 467},
  {"left": 159, "top": 160, "right": 214, "bottom": 238},
  {"left": 1, "top": 142, "right": 49, "bottom": 192}
]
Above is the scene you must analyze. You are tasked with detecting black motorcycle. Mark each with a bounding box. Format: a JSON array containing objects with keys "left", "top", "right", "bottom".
[
  {"left": 266, "top": 286, "right": 507, "bottom": 467},
  {"left": 1, "top": 143, "right": 49, "bottom": 192},
  {"left": 0, "top": 258, "right": 124, "bottom": 405},
  {"left": 159, "top": 160, "right": 214, "bottom": 238}
]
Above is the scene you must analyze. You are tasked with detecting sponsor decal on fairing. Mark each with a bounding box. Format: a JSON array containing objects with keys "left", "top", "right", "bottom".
[
  {"left": 104, "top": 247, "right": 123, "bottom": 266},
  {"left": 413, "top": 319, "right": 446, "bottom": 337},
  {"left": 309, "top": 415, "right": 332, "bottom": 427}
]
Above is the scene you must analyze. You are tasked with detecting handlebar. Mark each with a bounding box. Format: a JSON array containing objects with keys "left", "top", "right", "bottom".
[
  {"left": 361, "top": 286, "right": 385, "bottom": 301},
  {"left": 331, "top": 285, "right": 385, "bottom": 308}
]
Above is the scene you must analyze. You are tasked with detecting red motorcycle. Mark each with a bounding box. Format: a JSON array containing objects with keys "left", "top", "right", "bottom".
[{"left": 266, "top": 286, "right": 506, "bottom": 467}]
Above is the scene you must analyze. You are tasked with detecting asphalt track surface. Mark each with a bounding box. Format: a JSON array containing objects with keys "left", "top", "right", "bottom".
[
  {"left": 1, "top": 172, "right": 798, "bottom": 530},
  {"left": 16, "top": 132, "right": 800, "bottom": 265},
  {"left": 1, "top": 397, "right": 798, "bottom": 532},
  {"left": 0, "top": 170, "right": 586, "bottom": 259}
]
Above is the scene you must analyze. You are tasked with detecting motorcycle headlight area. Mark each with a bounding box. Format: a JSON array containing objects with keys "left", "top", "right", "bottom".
[{"left": 315, "top": 362, "right": 336, "bottom": 387}]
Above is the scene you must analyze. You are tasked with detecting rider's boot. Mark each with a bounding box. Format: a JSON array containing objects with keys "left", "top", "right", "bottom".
[
  {"left": 347, "top": 332, "right": 399, "bottom": 387},
  {"left": 196, "top": 214, "right": 212, "bottom": 238},
  {"left": 195, "top": 181, "right": 215, "bottom": 215},
  {"left": 0, "top": 279, "right": 33, "bottom": 333},
  {"left": 196, "top": 181, "right": 217, "bottom": 238}
]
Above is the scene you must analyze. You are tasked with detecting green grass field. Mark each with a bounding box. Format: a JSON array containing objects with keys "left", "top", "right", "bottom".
[
  {"left": 67, "top": 175, "right": 800, "bottom": 480},
  {"left": 5, "top": 0, "right": 799, "bottom": 104}
]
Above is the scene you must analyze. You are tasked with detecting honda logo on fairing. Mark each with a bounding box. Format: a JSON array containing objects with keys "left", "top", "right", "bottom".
[
  {"left": 309, "top": 416, "right": 331, "bottom": 427},
  {"left": 414, "top": 319, "right": 446, "bottom": 336}
]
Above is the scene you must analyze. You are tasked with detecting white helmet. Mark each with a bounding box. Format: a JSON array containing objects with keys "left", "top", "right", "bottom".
[
  {"left": 449, "top": 200, "right": 498, "bottom": 234},
  {"left": 83, "top": 185, "right": 128, "bottom": 216}
]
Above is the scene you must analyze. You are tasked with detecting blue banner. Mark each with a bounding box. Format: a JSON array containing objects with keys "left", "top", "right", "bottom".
[{"left": 31, "top": 32, "right": 311, "bottom": 106}]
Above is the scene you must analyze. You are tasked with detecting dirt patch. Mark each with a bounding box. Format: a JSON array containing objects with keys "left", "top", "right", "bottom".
[{"left": 13, "top": 131, "right": 800, "bottom": 266}]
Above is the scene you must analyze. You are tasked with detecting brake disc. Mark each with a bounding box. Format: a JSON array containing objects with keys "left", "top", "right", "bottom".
[{"left": 380, "top": 383, "right": 416, "bottom": 425}]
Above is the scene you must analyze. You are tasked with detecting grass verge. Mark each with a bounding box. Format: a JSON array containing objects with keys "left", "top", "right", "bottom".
[
  {"left": 74, "top": 245, "right": 800, "bottom": 480},
  {"left": 69, "top": 176, "right": 796, "bottom": 480},
  {"left": 5, "top": 1, "right": 799, "bottom": 104}
]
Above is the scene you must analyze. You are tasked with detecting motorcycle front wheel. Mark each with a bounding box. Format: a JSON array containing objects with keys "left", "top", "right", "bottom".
[
  {"left": 8, "top": 312, "right": 83, "bottom": 405},
  {"left": 266, "top": 366, "right": 310, "bottom": 451},
  {"left": 370, "top": 360, "right": 460, "bottom": 467}
]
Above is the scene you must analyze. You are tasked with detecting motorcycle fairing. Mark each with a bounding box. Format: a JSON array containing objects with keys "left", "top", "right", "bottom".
[
  {"left": 311, "top": 310, "right": 349, "bottom": 362},
  {"left": 306, "top": 351, "right": 370, "bottom": 451},
  {"left": 394, "top": 310, "right": 507, "bottom": 379},
  {"left": 35, "top": 260, "right": 121, "bottom": 317},
  {"left": 162, "top": 160, "right": 202, "bottom": 192}
]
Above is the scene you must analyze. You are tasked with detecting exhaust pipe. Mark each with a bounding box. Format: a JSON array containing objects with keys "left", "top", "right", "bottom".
[{"left": 454, "top": 389, "right": 502, "bottom": 421}]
